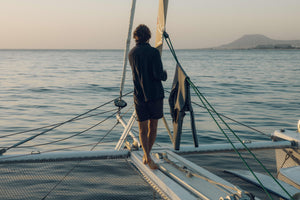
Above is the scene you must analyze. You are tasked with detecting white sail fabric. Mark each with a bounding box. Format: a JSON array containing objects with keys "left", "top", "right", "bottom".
[{"left": 155, "top": 0, "right": 169, "bottom": 54}]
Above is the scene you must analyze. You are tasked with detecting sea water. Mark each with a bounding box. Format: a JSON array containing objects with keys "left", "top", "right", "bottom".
[{"left": 0, "top": 49, "right": 299, "bottom": 154}]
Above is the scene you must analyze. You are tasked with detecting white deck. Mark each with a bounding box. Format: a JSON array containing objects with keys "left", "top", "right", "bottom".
[
  {"left": 273, "top": 129, "right": 300, "bottom": 147},
  {"left": 225, "top": 169, "right": 300, "bottom": 199},
  {"left": 131, "top": 150, "right": 253, "bottom": 200},
  {"left": 280, "top": 166, "right": 300, "bottom": 187},
  {"left": 0, "top": 150, "right": 129, "bottom": 163}
]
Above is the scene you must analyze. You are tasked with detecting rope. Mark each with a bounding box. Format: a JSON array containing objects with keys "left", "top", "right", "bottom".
[
  {"left": 90, "top": 121, "right": 119, "bottom": 151},
  {"left": 0, "top": 91, "right": 133, "bottom": 154},
  {"left": 41, "top": 121, "right": 120, "bottom": 200},
  {"left": 11, "top": 109, "right": 119, "bottom": 148},
  {"left": 0, "top": 113, "right": 122, "bottom": 162},
  {"left": 41, "top": 162, "right": 80, "bottom": 200},
  {"left": 163, "top": 31, "right": 295, "bottom": 200},
  {"left": 188, "top": 80, "right": 274, "bottom": 200},
  {"left": 0, "top": 109, "right": 116, "bottom": 139},
  {"left": 1, "top": 113, "right": 122, "bottom": 200},
  {"left": 1, "top": 91, "right": 133, "bottom": 139},
  {"left": 40, "top": 139, "right": 115, "bottom": 153},
  {"left": 191, "top": 102, "right": 271, "bottom": 138},
  {"left": 277, "top": 151, "right": 292, "bottom": 177},
  {"left": 162, "top": 156, "right": 239, "bottom": 196},
  {"left": 189, "top": 80, "right": 295, "bottom": 200},
  {"left": 164, "top": 89, "right": 271, "bottom": 138}
]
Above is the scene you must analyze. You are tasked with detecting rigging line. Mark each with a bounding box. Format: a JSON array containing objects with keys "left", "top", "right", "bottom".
[
  {"left": 1, "top": 90, "right": 133, "bottom": 139},
  {"left": 72, "top": 108, "right": 118, "bottom": 122},
  {"left": 90, "top": 121, "right": 119, "bottom": 151},
  {"left": 163, "top": 32, "right": 180, "bottom": 65},
  {"left": 41, "top": 160, "right": 80, "bottom": 200},
  {"left": 119, "top": 103, "right": 135, "bottom": 118},
  {"left": 0, "top": 139, "right": 117, "bottom": 161},
  {"left": 0, "top": 108, "right": 118, "bottom": 139},
  {"left": 191, "top": 101, "right": 271, "bottom": 137},
  {"left": 12, "top": 110, "right": 120, "bottom": 148},
  {"left": 190, "top": 80, "right": 296, "bottom": 200},
  {"left": 41, "top": 122, "right": 118, "bottom": 152},
  {"left": 40, "top": 140, "right": 115, "bottom": 153},
  {"left": 2, "top": 138, "right": 122, "bottom": 162},
  {"left": 42, "top": 136, "right": 128, "bottom": 154},
  {"left": 0, "top": 96, "right": 131, "bottom": 159},
  {"left": 162, "top": 32, "right": 275, "bottom": 199},
  {"left": 277, "top": 152, "right": 291, "bottom": 177},
  {"left": 188, "top": 80, "right": 274, "bottom": 200},
  {"left": 164, "top": 89, "right": 270, "bottom": 137},
  {"left": 0, "top": 91, "right": 133, "bottom": 153},
  {"left": 162, "top": 156, "right": 239, "bottom": 195},
  {"left": 190, "top": 82, "right": 294, "bottom": 200},
  {"left": 40, "top": 120, "right": 120, "bottom": 200},
  {"left": 0, "top": 89, "right": 134, "bottom": 139}
]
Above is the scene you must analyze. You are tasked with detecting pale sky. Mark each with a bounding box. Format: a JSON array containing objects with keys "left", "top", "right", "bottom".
[{"left": 1, "top": 0, "right": 300, "bottom": 49}]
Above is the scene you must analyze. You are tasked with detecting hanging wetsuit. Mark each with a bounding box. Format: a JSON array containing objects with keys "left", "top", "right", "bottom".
[{"left": 169, "top": 64, "right": 198, "bottom": 150}]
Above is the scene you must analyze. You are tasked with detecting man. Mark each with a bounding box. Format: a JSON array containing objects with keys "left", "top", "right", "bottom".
[{"left": 128, "top": 24, "right": 167, "bottom": 169}]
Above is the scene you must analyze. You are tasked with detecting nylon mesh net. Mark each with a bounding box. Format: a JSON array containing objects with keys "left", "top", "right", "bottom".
[{"left": 0, "top": 158, "right": 163, "bottom": 200}]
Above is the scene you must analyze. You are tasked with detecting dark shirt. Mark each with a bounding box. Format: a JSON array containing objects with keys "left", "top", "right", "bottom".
[{"left": 129, "top": 43, "right": 167, "bottom": 103}]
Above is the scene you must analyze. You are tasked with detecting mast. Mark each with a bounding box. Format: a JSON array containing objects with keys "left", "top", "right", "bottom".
[
  {"left": 119, "top": 0, "right": 136, "bottom": 99},
  {"left": 118, "top": 0, "right": 167, "bottom": 100},
  {"left": 115, "top": 0, "right": 171, "bottom": 150}
]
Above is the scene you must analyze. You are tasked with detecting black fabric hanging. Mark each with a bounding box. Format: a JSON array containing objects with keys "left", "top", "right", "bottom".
[{"left": 169, "top": 63, "right": 198, "bottom": 150}]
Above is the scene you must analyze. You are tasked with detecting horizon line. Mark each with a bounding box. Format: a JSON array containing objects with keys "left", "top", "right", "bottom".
[{"left": 0, "top": 48, "right": 214, "bottom": 51}]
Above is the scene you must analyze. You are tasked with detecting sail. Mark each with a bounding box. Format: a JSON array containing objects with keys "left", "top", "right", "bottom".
[{"left": 155, "top": 0, "right": 169, "bottom": 54}]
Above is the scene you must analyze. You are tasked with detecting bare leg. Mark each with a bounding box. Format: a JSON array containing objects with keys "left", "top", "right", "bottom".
[
  {"left": 138, "top": 120, "right": 149, "bottom": 164},
  {"left": 138, "top": 119, "right": 159, "bottom": 169},
  {"left": 148, "top": 119, "right": 158, "bottom": 153},
  {"left": 146, "top": 119, "right": 159, "bottom": 169}
]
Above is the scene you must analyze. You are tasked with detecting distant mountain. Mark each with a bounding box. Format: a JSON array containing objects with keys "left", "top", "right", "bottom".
[{"left": 215, "top": 34, "right": 300, "bottom": 49}]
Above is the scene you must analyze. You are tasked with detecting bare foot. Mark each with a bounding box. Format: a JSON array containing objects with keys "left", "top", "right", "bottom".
[
  {"left": 142, "top": 155, "right": 148, "bottom": 164},
  {"left": 148, "top": 159, "right": 158, "bottom": 170}
]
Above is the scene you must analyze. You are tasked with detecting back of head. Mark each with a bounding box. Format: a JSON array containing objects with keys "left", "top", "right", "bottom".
[{"left": 133, "top": 24, "right": 151, "bottom": 44}]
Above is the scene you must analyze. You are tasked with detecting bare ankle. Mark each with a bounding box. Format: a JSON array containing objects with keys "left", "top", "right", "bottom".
[{"left": 148, "top": 159, "right": 158, "bottom": 170}]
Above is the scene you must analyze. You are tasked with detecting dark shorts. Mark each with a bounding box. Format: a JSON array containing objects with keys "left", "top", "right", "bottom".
[{"left": 134, "top": 98, "right": 164, "bottom": 122}]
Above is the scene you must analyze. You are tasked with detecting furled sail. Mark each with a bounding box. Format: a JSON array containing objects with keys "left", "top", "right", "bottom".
[{"left": 155, "top": 0, "right": 169, "bottom": 54}]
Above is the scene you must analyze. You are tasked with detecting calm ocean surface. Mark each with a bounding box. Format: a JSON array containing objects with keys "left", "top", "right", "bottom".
[{"left": 0, "top": 49, "right": 299, "bottom": 154}]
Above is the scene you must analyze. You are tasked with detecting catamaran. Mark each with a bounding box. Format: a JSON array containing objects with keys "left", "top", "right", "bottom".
[{"left": 1, "top": 1, "right": 299, "bottom": 199}]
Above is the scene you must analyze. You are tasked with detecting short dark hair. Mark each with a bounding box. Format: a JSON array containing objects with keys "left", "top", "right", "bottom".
[{"left": 133, "top": 24, "right": 151, "bottom": 44}]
